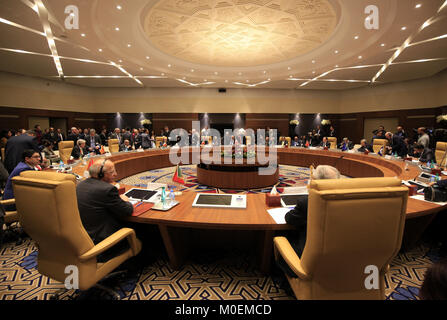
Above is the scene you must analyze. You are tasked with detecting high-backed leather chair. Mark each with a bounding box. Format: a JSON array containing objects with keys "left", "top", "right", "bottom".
[
  {"left": 12, "top": 171, "right": 142, "bottom": 295},
  {"left": 274, "top": 177, "right": 408, "bottom": 300},
  {"left": 108, "top": 139, "right": 119, "bottom": 153},
  {"left": 435, "top": 141, "right": 447, "bottom": 166},
  {"left": 327, "top": 137, "right": 337, "bottom": 149},
  {"left": 58, "top": 141, "right": 74, "bottom": 164},
  {"left": 372, "top": 139, "right": 388, "bottom": 154}
]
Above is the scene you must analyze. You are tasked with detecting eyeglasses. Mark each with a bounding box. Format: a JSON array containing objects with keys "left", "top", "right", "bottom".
[{"left": 31, "top": 155, "right": 41, "bottom": 159}]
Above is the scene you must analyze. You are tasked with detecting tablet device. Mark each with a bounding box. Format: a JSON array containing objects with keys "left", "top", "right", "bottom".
[
  {"left": 124, "top": 188, "right": 158, "bottom": 202},
  {"left": 280, "top": 194, "right": 307, "bottom": 207},
  {"left": 192, "top": 194, "right": 247, "bottom": 209}
]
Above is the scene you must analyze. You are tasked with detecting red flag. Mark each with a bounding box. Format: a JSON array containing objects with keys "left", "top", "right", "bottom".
[
  {"left": 305, "top": 140, "right": 310, "bottom": 147},
  {"left": 100, "top": 146, "right": 105, "bottom": 154},
  {"left": 172, "top": 165, "right": 185, "bottom": 184},
  {"left": 86, "top": 158, "right": 94, "bottom": 170}
]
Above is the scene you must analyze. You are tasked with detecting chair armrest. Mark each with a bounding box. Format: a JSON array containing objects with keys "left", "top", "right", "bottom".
[
  {"left": 0, "top": 199, "right": 15, "bottom": 206},
  {"left": 273, "top": 236, "right": 310, "bottom": 280},
  {"left": 79, "top": 228, "right": 139, "bottom": 262}
]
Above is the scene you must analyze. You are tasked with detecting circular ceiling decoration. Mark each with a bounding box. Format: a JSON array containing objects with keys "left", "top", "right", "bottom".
[{"left": 144, "top": 0, "right": 338, "bottom": 67}]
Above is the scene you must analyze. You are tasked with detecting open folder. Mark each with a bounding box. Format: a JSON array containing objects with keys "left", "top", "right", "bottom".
[{"left": 132, "top": 202, "right": 154, "bottom": 216}]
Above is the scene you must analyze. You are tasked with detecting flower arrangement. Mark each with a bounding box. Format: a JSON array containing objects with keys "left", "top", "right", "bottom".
[
  {"left": 140, "top": 119, "right": 152, "bottom": 125},
  {"left": 321, "top": 119, "right": 331, "bottom": 125},
  {"left": 221, "top": 147, "right": 256, "bottom": 159},
  {"left": 436, "top": 115, "right": 447, "bottom": 123},
  {"left": 290, "top": 120, "right": 299, "bottom": 125}
]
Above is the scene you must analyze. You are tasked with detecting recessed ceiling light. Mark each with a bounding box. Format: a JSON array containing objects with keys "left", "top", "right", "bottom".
[
  {"left": 287, "top": 67, "right": 291, "bottom": 70},
  {"left": 140, "top": 67, "right": 143, "bottom": 71},
  {"left": 354, "top": 36, "right": 359, "bottom": 40},
  {"left": 161, "top": 73, "right": 165, "bottom": 76},
  {"left": 289, "top": 75, "right": 293, "bottom": 78},
  {"left": 401, "top": 26, "right": 407, "bottom": 31},
  {"left": 146, "top": 56, "right": 150, "bottom": 60},
  {"left": 267, "top": 78, "right": 271, "bottom": 81},
  {"left": 191, "top": 69, "right": 194, "bottom": 72},
  {"left": 168, "top": 64, "right": 171, "bottom": 68},
  {"left": 98, "top": 48, "right": 102, "bottom": 52},
  {"left": 204, "top": 79, "right": 207, "bottom": 82},
  {"left": 263, "top": 70, "right": 267, "bottom": 74},
  {"left": 238, "top": 72, "right": 242, "bottom": 75},
  {"left": 225, "top": 80, "right": 228, "bottom": 83},
  {"left": 127, "top": 44, "right": 131, "bottom": 47},
  {"left": 116, "top": 5, "right": 122, "bottom": 10},
  {"left": 312, "top": 60, "right": 316, "bottom": 64},
  {"left": 115, "top": 27, "right": 120, "bottom": 31},
  {"left": 415, "top": 4, "right": 422, "bottom": 9},
  {"left": 312, "top": 71, "right": 316, "bottom": 74},
  {"left": 358, "top": 55, "right": 363, "bottom": 59},
  {"left": 118, "top": 59, "right": 123, "bottom": 63},
  {"left": 214, "top": 72, "right": 218, "bottom": 75},
  {"left": 246, "top": 80, "right": 249, "bottom": 82},
  {"left": 334, "top": 50, "right": 339, "bottom": 54},
  {"left": 335, "top": 65, "right": 339, "bottom": 68},
  {"left": 381, "top": 43, "right": 386, "bottom": 47},
  {"left": 81, "top": 33, "right": 86, "bottom": 37},
  {"left": 183, "top": 77, "right": 186, "bottom": 80}
]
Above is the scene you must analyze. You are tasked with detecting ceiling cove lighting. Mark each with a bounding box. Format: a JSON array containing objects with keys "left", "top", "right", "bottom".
[
  {"left": 33, "top": 0, "right": 64, "bottom": 78},
  {"left": 371, "top": 1, "right": 447, "bottom": 83}
]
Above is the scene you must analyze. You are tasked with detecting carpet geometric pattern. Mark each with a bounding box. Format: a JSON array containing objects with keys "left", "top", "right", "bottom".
[
  {"left": 0, "top": 236, "right": 442, "bottom": 300},
  {"left": 119, "top": 165, "right": 311, "bottom": 194}
]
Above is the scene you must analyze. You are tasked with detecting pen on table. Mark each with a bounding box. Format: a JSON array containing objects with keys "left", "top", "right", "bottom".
[{"left": 135, "top": 201, "right": 144, "bottom": 208}]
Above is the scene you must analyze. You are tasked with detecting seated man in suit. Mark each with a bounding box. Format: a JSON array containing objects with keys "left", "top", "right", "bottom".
[
  {"left": 339, "top": 137, "right": 353, "bottom": 151},
  {"left": 76, "top": 159, "right": 134, "bottom": 262},
  {"left": 119, "top": 139, "right": 134, "bottom": 152},
  {"left": 319, "top": 136, "right": 330, "bottom": 148},
  {"left": 357, "top": 139, "right": 374, "bottom": 153},
  {"left": 291, "top": 136, "right": 300, "bottom": 147},
  {"left": 71, "top": 139, "right": 88, "bottom": 160},
  {"left": 277, "top": 165, "right": 341, "bottom": 277},
  {"left": 3, "top": 149, "right": 42, "bottom": 210},
  {"left": 413, "top": 143, "right": 434, "bottom": 163}
]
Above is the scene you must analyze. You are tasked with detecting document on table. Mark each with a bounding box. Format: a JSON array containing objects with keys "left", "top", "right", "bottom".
[
  {"left": 267, "top": 207, "right": 291, "bottom": 224},
  {"left": 410, "top": 195, "right": 447, "bottom": 206}
]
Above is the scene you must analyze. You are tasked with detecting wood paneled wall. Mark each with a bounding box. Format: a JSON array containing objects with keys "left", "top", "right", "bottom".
[{"left": 1, "top": 106, "right": 446, "bottom": 143}]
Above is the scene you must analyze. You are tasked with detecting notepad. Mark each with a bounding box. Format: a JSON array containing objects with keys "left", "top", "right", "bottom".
[{"left": 267, "top": 208, "right": 290, "bottom": 224}]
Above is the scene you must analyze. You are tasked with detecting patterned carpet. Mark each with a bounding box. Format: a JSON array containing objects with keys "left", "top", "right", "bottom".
[{"left": 0, "top": 165, "right": 443, "bottom": 300}]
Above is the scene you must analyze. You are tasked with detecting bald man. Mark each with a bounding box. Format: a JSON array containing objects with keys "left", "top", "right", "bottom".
[{"left": 76, "top": 159, "right": 133, "bottom": 262}]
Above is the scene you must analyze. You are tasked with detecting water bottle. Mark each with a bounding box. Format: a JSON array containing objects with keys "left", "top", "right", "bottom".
[
  {"left": 169, "top": 189, "right": 175, "bottom": 205},
  {"left": 59, "top": 160, "right": 64, "bottom": 171},
  {"left": 161, "top": 187, "right": 166, "bottom": 208}
]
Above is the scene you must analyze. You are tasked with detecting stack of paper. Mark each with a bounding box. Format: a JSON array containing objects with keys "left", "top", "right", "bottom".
[{"left": 267, "top": 207, "right": 290, "bottom": 224}]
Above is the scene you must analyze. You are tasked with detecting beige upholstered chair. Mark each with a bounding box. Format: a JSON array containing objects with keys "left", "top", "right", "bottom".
[
  {"left": 58, "top": 141, "right": 74, "bottom": 164},
  {"left": 108, "top": 139, "right": 119, "bottom": 153},
  {"left": 327, "top": 137, "right": 337, "bottom": 149},
  {"left": 372, "top": 139, "right": 388, "bottom": 154},
  {"left": 0, "top": 199, "right": 18, "bottom": 224},
  {"left": 435, "top": 142, "right": 447, "bottom": 166},
  {"left": 12, "top": 171, "right": 142, "bottom": 296},
  {"left": 274, "top": 177, "right": 408, "bottom": 300}
]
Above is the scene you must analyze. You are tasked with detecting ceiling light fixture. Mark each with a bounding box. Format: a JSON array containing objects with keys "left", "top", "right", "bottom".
[
  {"left": 401, "top": 26, "right": 407, "bottom": 30},
  {"left": 146, "top": 56, "right": 150, "bottom": 60},
  {"left": 354, "top": 36, "right": 359, "bottom": 40},
  {"left": 127, "top": 44, "right": 131, "bottom": 47},
  {"left": 115, "top": 27, "right": 120, "bottom": 31},
  {"left": 116, "top": 5, "right": 122, "bottom": 10},
  {"left": 81, "top": 33, "right": 86, "bottom": 37},
  {"left": 415, "top": 4, "right": 422, "bottom": 9}
]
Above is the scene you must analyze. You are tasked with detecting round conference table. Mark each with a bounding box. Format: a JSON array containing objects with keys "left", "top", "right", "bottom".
[{"left": 72, "top": 147, "right": 446, "bottom": 273}]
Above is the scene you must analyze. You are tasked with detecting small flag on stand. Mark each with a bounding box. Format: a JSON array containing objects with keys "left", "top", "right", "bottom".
[
  {"left": 172, "top": 165, "right": 185, "bottom": 184},
  {"left": 86, "top": 158, "right": 94, "bottom": 170},
  {"left": 378, "top": 146, "right": 384, "bottom": 156},
  {"left": 305, "top": 140, "right": 310, "bottom": 148},
  {"left": 100, "top": 145, "right": 105, "bottom": 154}
]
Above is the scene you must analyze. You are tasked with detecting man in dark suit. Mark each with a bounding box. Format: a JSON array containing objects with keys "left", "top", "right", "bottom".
[
  {"left": 277, "top": 165, "right": 341, "bottom": 277},
  {"left": 413, "top": 143, "right": 434, "bottom": 163},
  {"left": 109, "top": 128, "right": 123, "bottom": 144},
  {"left": 55, "top": 128, "right": 65, "bottom": 150},
  {"left": 357, "top": 139, "right": 374, "bottom": 153},
  {"left": 319, "top": 137, "right": 330, "bottom": 148},
  {"left": 67, "top": 127, "right": 79, "bottom": 145},
  {"left": 4, "top": 130, "right": 40, "bottom": 173},
  {"left": 76, "top": 159, "right": 134, "bottom": 262},
  {"left": 85, "top": 129, "right": 102, "bottom": 154},
  {"left": 385, "top": 132, "right": 407, "bottom": 158}
]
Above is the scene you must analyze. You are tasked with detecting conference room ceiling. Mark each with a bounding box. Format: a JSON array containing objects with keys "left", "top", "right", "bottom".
[{"left": 0, "top": 0, "right": 447, "bottom": 90}]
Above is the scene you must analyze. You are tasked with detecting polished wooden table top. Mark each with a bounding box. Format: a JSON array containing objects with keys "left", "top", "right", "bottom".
[{"left": 71, "top": 147, "right": 446, "bottom": 227}]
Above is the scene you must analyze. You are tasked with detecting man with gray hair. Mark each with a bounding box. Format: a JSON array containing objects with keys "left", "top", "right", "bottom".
[
  {"left": 277, "top": 165, "right": 341, "bottom": 277},
  {"left": 76, "top": 159, "right": 134, "bottom": 262}
]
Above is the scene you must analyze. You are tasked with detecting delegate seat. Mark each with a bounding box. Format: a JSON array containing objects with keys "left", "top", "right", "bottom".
[
  {"left": 435, "top": 141, "right": 447, "bottom": 166},
  {"left": 274, "top": 177, "right": 408, "bottom": 300},
  {"left": 372, "top": 139, "right": 388, "bottom": 154},
  {"left": 58, "top": 141, "right": 74, "bottom": 164},
  {"left": 12, "top": 171, "right": 142, "bottom": 298},
  {"left": 327, "top": 137, "right": 337, "bottom": 149},
  {"left": 108, "top": 139, "right": 119, "bottom": 153}
]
